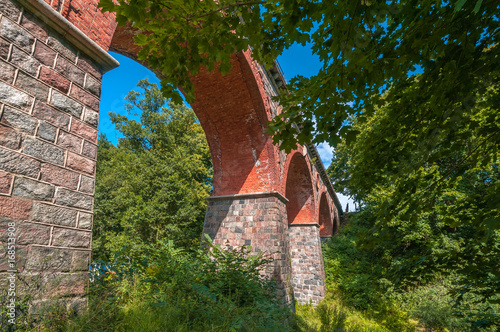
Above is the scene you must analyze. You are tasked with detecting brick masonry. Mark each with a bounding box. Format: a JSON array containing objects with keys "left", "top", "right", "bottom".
[
  {"left": 0, "top": 0, "right": 343, "bottom": 309},
  {"left": 0, "top": 0, "right": 106, "bottom": 311}
]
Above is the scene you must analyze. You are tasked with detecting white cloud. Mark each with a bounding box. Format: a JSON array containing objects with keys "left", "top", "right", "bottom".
[
  {"left": 316, "top": 142, "right": 334, "bottom": 167},
  {"left": 336, "top": 193, "right": 355, "bottom": 213}
]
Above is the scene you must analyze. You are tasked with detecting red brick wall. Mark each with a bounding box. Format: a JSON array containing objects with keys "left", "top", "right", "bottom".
[
  {"left": 319, "top": 192, "right": 334, "bottom": 236},
  {"left": 41, "top": 0, "right": 117, "bottom": 51},
  {"left": 190, "top": 52, "right": 282, "bottom": 196}
]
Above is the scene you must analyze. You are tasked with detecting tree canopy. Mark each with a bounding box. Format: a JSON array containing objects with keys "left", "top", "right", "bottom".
[
  {"left": 328, "top": 86, "right": 499, "bottom": 310},
  {"left": 99, "top": 0, "right": 499, "bottom": 148}
]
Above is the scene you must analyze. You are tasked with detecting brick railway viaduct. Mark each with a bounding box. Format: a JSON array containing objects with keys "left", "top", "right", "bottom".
[{"left": 0, "top": 0, "right": 342, "bottom": 309}]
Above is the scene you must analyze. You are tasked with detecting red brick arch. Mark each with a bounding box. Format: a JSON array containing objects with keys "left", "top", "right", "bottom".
[
  {"left": 109, "top": 25, "right": 282, "bottom": 196},
  {"left": 284, "top": 151, "right": 316, "bottom": 224},
  {"left": 318, "top": 192, "right": 334, "bottom": 236}
]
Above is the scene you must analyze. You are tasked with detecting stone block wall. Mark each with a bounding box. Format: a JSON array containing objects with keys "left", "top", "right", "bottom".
[
  {"left": 0, "top": 0, "right": 103, "bottom": 310},
  {"left": 202, "top": 193, "right": 293, "bottom": 304},
  {"left": 288, "top": 224, "right": 325, "bottom": 305}
]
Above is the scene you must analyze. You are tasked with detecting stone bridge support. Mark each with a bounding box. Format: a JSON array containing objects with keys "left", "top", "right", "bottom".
[
  {"left": 0, "top": 0, "right": 118, "bottom": 311},
  {"left": 0, "top": 0, "right": 342, "bottom": 310}
]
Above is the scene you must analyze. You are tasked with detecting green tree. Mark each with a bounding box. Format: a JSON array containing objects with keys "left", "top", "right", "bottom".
[
  {"left": 327, "top": 86, "right": 499, "bottom": 326},
  {"left": 93, "top": 79, "right": 212, "bottom": 260}
]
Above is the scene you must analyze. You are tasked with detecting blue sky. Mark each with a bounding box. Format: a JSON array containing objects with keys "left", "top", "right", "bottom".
[{"left": 99, "top": 44, "right": 353, "bottom": 210}]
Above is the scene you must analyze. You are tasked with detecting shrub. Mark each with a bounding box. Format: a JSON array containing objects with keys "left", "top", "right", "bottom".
[{"left": 20, "top": 238, "right": 294, "bottom": 332}]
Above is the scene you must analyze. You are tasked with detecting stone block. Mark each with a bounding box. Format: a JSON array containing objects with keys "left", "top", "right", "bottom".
[
  {"left": 0, "top": 244, "right": 27, "bottom": 271},
  {"left": 0, "top": 146, "right": 40, "bottom": 177},
  {"left": 51, "top": 228, "right": 91, "bottom": 248},
  {"left": 0, "top": 80, "right": 33, "bottom": 111},
  {"left": 56, "top": 130, "right": 81, "bottom": 153},
  {"left": 50, "top": 90, "right": 83, "bottom": 118},
  {"left": 84, "top": 74, "right": 101, "bottom": 97},
  {"left": 10, "top": 46, "right": 40, "bottom": 76},
  {"left": 0, "top": 195, "right": 32, "bottom": 220},
  {"left": 15, "top": 221, "right": 51, "bottom": 245},
  {"left": 47, "top": 34, "right": 77, "bottom": 62},
  {"left": 70, "top": 84, "right": 99, "bottom": 111},
  {"left": 77, "top": 212, "right": 92, "bottom": 229},
  {"left": 32, "top": 100, "right": 70, "bottom": 129},
  {"left": 26, "top": 246, "right": 72, "bottom": 272},
  {"left": 66, "top": 297, "right": 88, "bottom": 315},
  {"left": 77, "top": 54, "right": 101, "bottom": 80},
  {"left": 0, "top": 37, "right": 10, "bottom": 59},
  {"left": 83, "top": 108, "right": 98, "bottom": 128},
  {"left": 0, "top": 170, "right": 11, "bottom": 194},
  {"left": 31, "top": 202, "right": 77, "bottom": 227},
  {"left": 71, "top": 250, "right": 90, "bottom": 271},
  {"left": 0, "top": 0, "right": 22, "bottom": 21},
  {"left": 47, "top": 272, "right": 87, "bottom": 297},
  {"left": 38, "top": 66, "right": 70, "bottom": 93},
  {"left": 54, "top": 56, "right": 84, "bottom": 86},
  {"left": 54, "top": 188, "right": 93, "bottom": 210},
  {"left": 15, "top": 71, "right": 50, "bottom": 101},
  {"left": 0, "top": 123, "right": 21, "bottom": 149},
  {"left": 0, "top": 17, "right": 34, "bottom": 53},
  {"left": 33, "top": 40, "right": 56, "bottom": 67},
  {"left": 20, "top": 12, "right": 48, "bottom": 41},
  {"left": 17, "top": 272, "right": 86, "bottom": 299},
  {"left": 40, "top": 163, "right": 79, "bottom": 190},
  {"left": 78, "top": 175, "right": 94, "bottom": 194},
  {"left": 22, "top": 137, "right": 64, "bottom": 165},
  {"left": 70, "top": 119, "right": 97, "bottom": 143},
  {"left": 66, "top": 151, "right": 95, "bottom": 175},
  {"left": 36, "top": 121, "right": 57, "bottom": 142},
  {"left": 1, "top": 105, "right": 38, "bottom": 134},
  {"left": 81, "top": 140, "right": 97, "bottom": 159},
  {"left": 12, "top": 176, "right": 54, "bottom": 201},
  {"left": 0, "top": 58, "right": 16, "bottom": 83}
]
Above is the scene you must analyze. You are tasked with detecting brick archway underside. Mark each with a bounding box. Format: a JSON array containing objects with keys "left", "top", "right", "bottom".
[
  {"left": 110, "top": 24, "right": 280, "bottom": 197},
  {"left": 319, "top": 193, "right": 334, "bottom": 236},
  {"left": 285, "top": 152, "right": 315, "bottom": 224}
]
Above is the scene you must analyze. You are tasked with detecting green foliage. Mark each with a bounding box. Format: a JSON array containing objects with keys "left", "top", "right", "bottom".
[
  {"left": 321, "top": 214, "right": 415, "bottom": 331},
  {"left": 320, "top": 212, "right": 499, "bottom": 331},
  {"left": 21, "top": 239, "right": 293, "bottom": 332},
  {"left": 392, "top": 279, "right": 474, "bottom": 331},
  {"left": 327, "top": 79, "right": 499, "bottom": 327},
  {"left": 93, "top": 79, "right": 212, "bottom": 261},
  {"left": 98, "top": 0, "right": 499, "bottom": 155},
  {"left": 294, "top": 296, "right": 401, "bottom": 332}
]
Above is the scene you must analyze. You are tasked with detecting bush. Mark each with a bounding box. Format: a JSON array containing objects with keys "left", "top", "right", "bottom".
[{"left": 19, "top": 238, "right": 294, "bottom": 332}]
